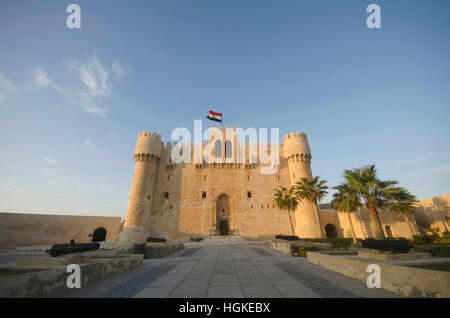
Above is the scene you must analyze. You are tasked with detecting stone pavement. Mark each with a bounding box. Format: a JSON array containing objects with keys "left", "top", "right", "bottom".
[{"left": 57, "top": 243, "right": 398, "bottom": 298}]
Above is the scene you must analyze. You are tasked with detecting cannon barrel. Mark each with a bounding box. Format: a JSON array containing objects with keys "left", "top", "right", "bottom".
[
  {"left": 46, "top": 239, "right": 100, "bottom": 257},
  {"left": 146, "top": 237, "right": 166, "bottom": 243},
  {"left": 275, "top": 235, "right": 300, "bottom": 241},
  {"left": 361, "top": 239, "right": 412, "bottom": 253}
]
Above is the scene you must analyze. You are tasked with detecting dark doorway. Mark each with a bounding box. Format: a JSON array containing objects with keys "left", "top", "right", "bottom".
[
  {"left": 325, "top": 224, "right": 339, "bottom": 238},
  {"left": 92, "top": 227, "right": 107, "bottom": 242},
  {"left": 216, "top": 194, "right": 232, "bottom": 236},
  {"left": 219, "top": 221, "right": 229, "bottom": 236},
  {"left": 385, "top": 225, "right": 393, "bottom": 238}
]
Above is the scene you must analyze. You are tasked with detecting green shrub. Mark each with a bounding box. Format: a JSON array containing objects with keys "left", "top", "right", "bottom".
[
  {"left": 326, "top": 238, "right": 353, "bottom": 250},
  {"left": 412, "top": 234, "right": 434, "bottom": 245},
  {"left": 385, "top": 237, "right": 407, "bottom": 240},
  {"left": 296, "top": 237, "right": 354, "bottom": 250},
  {"left": 413, "top": 244, "right": 450, "bottom": 257}
]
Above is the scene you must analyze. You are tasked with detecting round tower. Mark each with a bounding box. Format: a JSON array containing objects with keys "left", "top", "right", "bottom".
[
  {"left": 282, "top": 132, "right": 322, "bottom": 238},
  {"left": 120, "top": 131, "right": 163, "bottom": 243}
]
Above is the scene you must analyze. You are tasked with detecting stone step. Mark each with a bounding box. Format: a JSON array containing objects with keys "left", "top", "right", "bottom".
[{"left": 199, "top": 236, "right": 248, "bottom": 245}]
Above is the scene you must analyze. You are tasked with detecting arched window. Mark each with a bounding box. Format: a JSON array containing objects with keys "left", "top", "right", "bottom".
[
  {"left": 202, "top": 191, "right": 206, "bottom": 199},
  {"left": 225, "top": 140, "right": 232, "bottom": 158},
  {"left": 164, "top": 192, "right": 169, "bottom": 199},
  {"left": 247, "top": 191, "right": 252, "bottom": 198},
  {"left": 215, "top": 140, "right": 222, "bottom": 158},
  {"left": 385, "top": 225, "right": 393, "bottom": 238}
]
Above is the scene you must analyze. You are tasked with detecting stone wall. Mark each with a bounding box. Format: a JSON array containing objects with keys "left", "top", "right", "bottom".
[
  {"left": 414, "top": 193, "right": 450, "bottom": 234},
  {"left": 0, "top": 212, "right": 122, "bottom": 246},
  {"left": 149, "top": 153, "right": 295, "bottom": 239}
]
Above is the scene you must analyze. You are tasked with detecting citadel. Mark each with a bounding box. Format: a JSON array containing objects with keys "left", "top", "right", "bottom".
[
  {"left": 2, "top": 127, "right": 447, "bottom": 247},
  {"left": 118, "top": 126, "right": 436, "bottom": 244}
]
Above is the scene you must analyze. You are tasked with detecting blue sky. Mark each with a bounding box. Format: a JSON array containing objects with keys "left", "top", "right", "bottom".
[{"left": 0, "top": 0, "right": 449, "bottom": 217}]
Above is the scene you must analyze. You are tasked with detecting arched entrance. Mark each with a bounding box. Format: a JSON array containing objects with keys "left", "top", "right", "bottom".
[
  {"left": 325, "top": 224, "right": 339, "bottom": 238},
  {"left": 92, "top": 227, "right": 107, "bottom": 242},
  {"left": 216, "top": 194, "right": 231, "bottom": 236}
]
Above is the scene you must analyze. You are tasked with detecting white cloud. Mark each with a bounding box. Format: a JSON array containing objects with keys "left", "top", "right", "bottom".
[
  {"left": 379, "top": 153, "right": 435, "bottom": 169},
  {"left": 0, "top": 73, "right": 18, "bottom": 103},
  {"left": 45, "top": 179, "right": 64, "bottom": 188},
  {"left": 93, "top": 185, "right": 105, "bottom": 192},
  {"left": 403, "top": 171, "right": 421, "bottom": 178},
  {"left": 112, "top": 61, "right": 126, "bottom": 79},
  {"left": 77, "top": 184, "right": 89, "bottom": 192},
  {"left": 68, "top": 54, "right": 122, "bottom": 116},
  {"left": 31, "top": 55, "right": 126, "bottom": 116},
  {"left": 433, "top": 164, "right": 450, "bottom": 174},
  {"left": 45, "top": 157, "right": 57, "bottom": 165},
  {"left": 7, "top": 181, "right": 24, "bottom": 194},
  {"left": 78, "top": 55, "right": 111, "bottom": 97},
  {"left": 32, "top": 67, "right": 63, "bottom": 93},
  {"left": 84, "top": 139, "right": 105, "bottom": 155}
]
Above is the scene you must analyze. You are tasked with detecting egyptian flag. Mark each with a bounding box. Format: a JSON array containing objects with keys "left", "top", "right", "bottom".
[{"left": 206, "top": 110, "right": 223, "bottom": 123}]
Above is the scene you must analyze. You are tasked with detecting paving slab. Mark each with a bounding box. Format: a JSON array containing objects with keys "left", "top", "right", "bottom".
[{"left": 56, "top": 242, "right": 398, "bottom": 298}]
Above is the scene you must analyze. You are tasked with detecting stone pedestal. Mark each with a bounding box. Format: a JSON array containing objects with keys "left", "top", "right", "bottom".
[
  {"left": 16, "top": 252, "right": 91, "bottom": 266},
  {"left": 358, "top": 250, "right": 431, "bottom": 261}
]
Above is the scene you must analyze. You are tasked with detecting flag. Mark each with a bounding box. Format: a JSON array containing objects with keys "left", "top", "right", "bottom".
[{"left": 206, "top": 110, "right": 223, "bottom": 123}]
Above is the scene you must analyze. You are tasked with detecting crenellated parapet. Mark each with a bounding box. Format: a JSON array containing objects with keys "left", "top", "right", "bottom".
[
  {"left": 134, "top": 131, "right": 163, "bottom": 160},
  {"left": 282, "top": 132, "right": 312, "bottom": 163}
]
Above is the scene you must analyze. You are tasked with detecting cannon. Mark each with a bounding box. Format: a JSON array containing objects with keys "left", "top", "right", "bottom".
[
  {"left": 46, "top": 239, "right": 100, "bottom": 257},
  {"left": 361, "top": 239, "right": 412, "bottom": 253},
  {"left": 275, "top": 235, "right": 300, "bottom": 241},
  {"left": 146, "top": 237, "right": 166, "bottom": 243}
]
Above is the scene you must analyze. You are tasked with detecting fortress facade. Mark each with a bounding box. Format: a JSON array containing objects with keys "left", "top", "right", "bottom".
[
  {"left": 119, "top": 126, "right": 446, "bottom": 244},
  {"left": 120, "top": 127, "right": 323, "bottom": 243}
]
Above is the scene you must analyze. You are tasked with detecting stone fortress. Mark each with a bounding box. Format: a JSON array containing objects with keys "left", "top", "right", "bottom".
[
  {"left": 118, "top": 127, "right": 450, "bottom": 244},
  {"left": 0, "top": 127, "right": 448, "bottom": 247}
]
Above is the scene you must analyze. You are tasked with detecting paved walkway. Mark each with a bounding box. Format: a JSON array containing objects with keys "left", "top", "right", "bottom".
[{"left": 58, "top": 243, "right": 398, "bottom": 298}]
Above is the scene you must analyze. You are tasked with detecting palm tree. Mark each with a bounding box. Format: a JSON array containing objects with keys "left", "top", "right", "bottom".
[
  {"left": 273, "top": 186, "right": 299, "bottom": 236},
  {"left": 294, "top": 176, "right": 328, "bottom": 241},
  {"left": 388, "top": 189, "right": 418, "bottom": 237},
  {"left": 331, "top": 184, "right": 361, "bottom": 243},
  {"left": 335, "top": 164, "right": 417, "bottom": 239}
]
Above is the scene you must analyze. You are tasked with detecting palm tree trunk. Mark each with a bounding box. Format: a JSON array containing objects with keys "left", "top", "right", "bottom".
[
  {"left": 368, "top": 206, "right": 385, "bottom": 239},
  {"left": 287, "top": 210, "right": 295, "bottom": 236},
  {"left": 313, "top": 201, "right": 325, "bottom": 241},
  {"left": 348, "top": 212, "right": 358, "bottom": 243}
]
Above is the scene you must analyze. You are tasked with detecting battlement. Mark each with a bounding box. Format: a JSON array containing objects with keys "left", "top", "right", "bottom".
[
  {"left": 282, "top": 131, "right": 311, "bottom": 161},
  {"left": 134, "top": 130, "right": 164, "bottom": 158},
  {"left": 283, "top": 131, "right": 307, "bottom": 141},
  {"left": 133, "top": 129, "right": 309, "bottom": 164}
]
